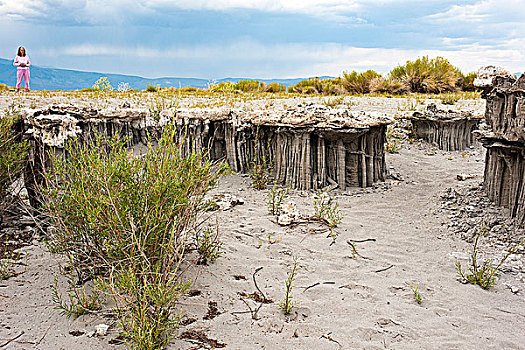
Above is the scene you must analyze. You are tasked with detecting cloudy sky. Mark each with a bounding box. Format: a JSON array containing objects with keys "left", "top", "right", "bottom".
[{"left": 0, "top": 0, "right": 523, "bottom": 79}]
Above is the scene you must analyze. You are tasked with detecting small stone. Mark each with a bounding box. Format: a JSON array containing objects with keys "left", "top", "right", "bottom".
[{"left": 95, "top": 324, "right": 110, "bottom": 336}]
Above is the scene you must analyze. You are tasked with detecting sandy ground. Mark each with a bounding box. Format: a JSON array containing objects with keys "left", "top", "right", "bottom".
[{"left": 1, "top": 139, "right": 524, "bottom": 349}]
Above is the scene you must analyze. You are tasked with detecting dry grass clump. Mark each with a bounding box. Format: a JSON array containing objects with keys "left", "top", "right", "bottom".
[
  {"left": 42, "top": 124, "right": 228, "bottom": 349},
  {"left": 342, "top": 70, "right": 381, "bottom": 94},
  {"left": 389, "top": 56, "right": 460, "bottom": 93}
]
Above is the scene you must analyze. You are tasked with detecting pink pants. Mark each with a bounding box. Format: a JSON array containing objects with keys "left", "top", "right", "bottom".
[{"left": 16, "top": 69, "right": 30, "bottom": 90}]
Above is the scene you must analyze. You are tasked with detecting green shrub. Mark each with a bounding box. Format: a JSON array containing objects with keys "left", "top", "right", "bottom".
[
  {"left": 291, "top": 78, "right": 321, "bottom": 94},
  {"left": 342, "top": 70, "right": 382, "bottom": 94},
  {"left": 264, "top": 82, "right": 286, "bottom": 93},
  {"left": 456, "top": 224, "right": 525, "bottom": 289},
  {"left": 234, "top": 80, "right": 263, "bottom": 92},
  {"left": 370, "top": 76, "right": 408, "bottom": 94},
  {"left": 389, "top": 56, "right": 460, "bottom": 93},
  {"left": 209, "top": 81, "right": 235, "bottom": 93},
  {"left": 92, "top": 77, "right": 114, "bottom": 91},
  {"left": 42, "top": 124, "right": 228, "bottom": 349},
  {"left": 146, "top": 83, "right": 159, "bottom": 92},
  {"left": 0, "top": 116, "right": 28, "bottom": 208},
  {"left": 458, "top": 72, "right": 477, "bottom": 91}
]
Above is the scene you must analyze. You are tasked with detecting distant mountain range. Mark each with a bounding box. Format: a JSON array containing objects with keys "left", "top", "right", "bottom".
[{"left": 0, "top": 58, "right": 333, "bottom": 91}]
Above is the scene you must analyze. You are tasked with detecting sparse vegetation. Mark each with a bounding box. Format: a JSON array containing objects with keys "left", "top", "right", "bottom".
[
  {"left": 194, "top": 223, "right": 222, "bottom": 265},
  {"left": 410, "top": 283, "right": 422, "bottom": 305},
  {"left": 314, "top": 191, "right": 342, "bottom": 240},
  {"left": 51, "top": 274, "right": 102, "bottom": 318},
  {"left": 41, "top": 123, "right": 228, "bottom": 349},
  {"left": 91, "top": 77, "right": 114, "bottom": 92},
  {"left": 456, "top": 224, "right": 525, "bottom": 289},
  {"left": 385, "top": 125, "right": 401, "bottom": 153},
  {"left": 267, "top": 182, "right": 289, "bottom": 215},
  {"left": 146, "top": 82, "right": 159, "bottom": 92},
  {"left": 0, "top": 245, "right": 21, "bottom": 281},
  {"left": 279, "top": 257, "right": 299, "bottom": 315},
  {"left": 248, "top": 128, "right": 272, "bottom": 190}
]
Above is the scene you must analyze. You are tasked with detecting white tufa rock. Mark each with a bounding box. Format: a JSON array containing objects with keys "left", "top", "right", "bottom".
[
  {"left": 474, "top": 66, "right": 516, "bottom": 88},
  {"left": 277, "top": 201, "right": 299, "bottom": 226},
  {"left": 95, "top": 323, "right": 110, "bottom": 336},
  {"left": 26, "top": 113, "right": 81, "bottom": 147}
]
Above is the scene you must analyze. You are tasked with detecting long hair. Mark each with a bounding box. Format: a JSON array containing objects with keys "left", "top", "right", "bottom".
[{"left": 17, "top": 46, "right": 26, "bottom": 57}]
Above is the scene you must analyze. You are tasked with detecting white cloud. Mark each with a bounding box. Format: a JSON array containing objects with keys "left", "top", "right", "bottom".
[
  {"left": 0, "top": 0, "right": 430, "bottom": 23},
  {"left": 44, "top": 40, "right": 525, "bottom": 77}
]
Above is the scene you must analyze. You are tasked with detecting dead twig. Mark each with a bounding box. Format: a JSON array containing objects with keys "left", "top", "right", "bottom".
[
  {"left": 252, "top": 267, "right": 266, "bottom": 319},
  {"left": 0, "top": 331, "right": 30, "bottom": 348},
  {"left": 374, "top": 264, "right": 394, "bottom": 273},
  {"left": 347, "top": 238, "right": 376, "bottom": 243},
  {"left": 302, "top": 282, "right": 320, "bottom": 292}
]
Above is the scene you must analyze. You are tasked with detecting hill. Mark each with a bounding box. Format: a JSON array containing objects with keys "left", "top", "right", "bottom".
[{"left": 0, "top": 58, "right": 332, "bottom": 91}]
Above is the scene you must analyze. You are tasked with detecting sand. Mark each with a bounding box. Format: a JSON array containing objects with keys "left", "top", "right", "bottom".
[{"left": 1, "top": 140, "right": 524, "bottom": 349}]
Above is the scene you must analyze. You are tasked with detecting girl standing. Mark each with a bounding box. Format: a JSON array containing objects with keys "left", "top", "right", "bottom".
[{"left": 13, "top": 47, "right": 31, "bottom": 92}]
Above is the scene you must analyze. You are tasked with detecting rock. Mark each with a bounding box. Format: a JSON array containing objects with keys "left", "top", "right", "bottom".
[
  {"left": 474, "top": 66, "right": 516, "bottom": 88},
  {"left": 277, "top": 201, "right": 299, "bottom": 226},
  {"left": 457, "top": 174, "right": 475, "bottom": 181},
  {"left": 95, "top": 324, "right": 110, "bottom": 336}
]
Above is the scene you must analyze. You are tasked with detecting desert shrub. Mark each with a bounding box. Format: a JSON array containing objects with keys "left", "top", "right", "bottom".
[
  {"left": 146, "top": 83, "right": 159, "bottom": 92},
  {"left": 389, "top": 56, "right": 460, "bottom": 93},
  {"left": 42, "top": 124, "right": 228, "bottom": 348},
  {"left": 456, "top": 224, "right": 525, "bottom": 289},
  {"left": 267, "top": 182, "right": 289, "bottom": 215},
  {"left": 92, "top": 77, "right": 114, "bottom": 91},
  {"left": 279, "top": 257, "right": 299, "bottom": 315},
  {"left": 264, "top": 82, "right": 286, "bottom": 93},
  {"left": 0, "top": 83, "right": 9, "bottom": 92},
  {"left": 234, "top": 80, "right": 263, "bottom": 92},
  {"left": 458, "top": 72, "right": 477, "bottom": 91},
  {"left": 370, "top": 76, "right": 408, "bottom": 94},
  {"left": 181, "top": 86, "right": 198, "bottom": 93},
  {"left": 320, "top": 78, "right": 345, "bottom": 95},
  {"left": 313, "top": 191, "right": 342, "bottom": 241},
  {"left": 290, "top": 78, "right": 321, "bottom": 94},
  {"left": 341, "top": 70, "right": 382, "bottom": 94},
  {"left": 209, "top": 81, "right": 235, "bottom": 93},
  {"left": 385, "top": 125, "right": 401, "bottom": 153},
  {"left": 0, "top": 116, "right": 28, "bottom": 209}
]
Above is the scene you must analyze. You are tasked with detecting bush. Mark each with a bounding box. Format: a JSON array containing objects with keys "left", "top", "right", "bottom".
[
  {"left": 389, "top": 56, "right": 460, "bottom": 93},
  {"left": 145, "top": 83, "right": 159, "bottom": 92},
  {"left": 91, "top": 77, "right": 114, "bottom": 92},
  {"left": 234, "top": 80, "right": 263, "bottom": 92},
  {"left": 370, "top": 76, "right": 408, "bottom": 94},
  {"left": 264, "top": 82, "right": 286, "bottom": 93},
  {"left": 342, "top": 70, "right": 382, "bottom": 94},
  {"left": 42, "top": 124, "right": 228, "bottom": 348},
  {"left": 0, "top": 116, "right": 28, "bottom": 210},
  {"left": 291, "top": 78, "right": 322, "bottom": 94},
  {"left": 209, "top": 81, "right": 235, "bottom": 93},
  {"left": 458, "top": 72, "right": 477, "bottom": 91}
]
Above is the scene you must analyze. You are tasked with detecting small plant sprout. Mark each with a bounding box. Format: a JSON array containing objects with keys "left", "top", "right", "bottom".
[
  {"left": 314, "top": 190, "right": 343, "bottom": 241},
  {"left": 267, "top": 182, "right": 289, "bottom": 215},
  {"left": 195, "top": 223, "right": 222, "bottom": 265},
  {"left": 280, "top": 257, "right": 299, "bottom": 315},
  {"left": 249, "top": 127, "right": 272, "bottom": 190},
  {"left": 456, "top": 223, "right": 525, "bottom": 289},
  {"left": 385, "top": 125, "right": 401, "bottom": 153},
  {"left": 51, "top": 274, "right": 102, "bottom": 318},
  {"left": 410, "top": 283, "right": 422, "bottom": 305}
]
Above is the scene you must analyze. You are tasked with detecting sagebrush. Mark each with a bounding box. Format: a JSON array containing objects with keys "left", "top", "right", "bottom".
[{"left": 42, "top": 124, "right": 228, "bottom": 349}]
